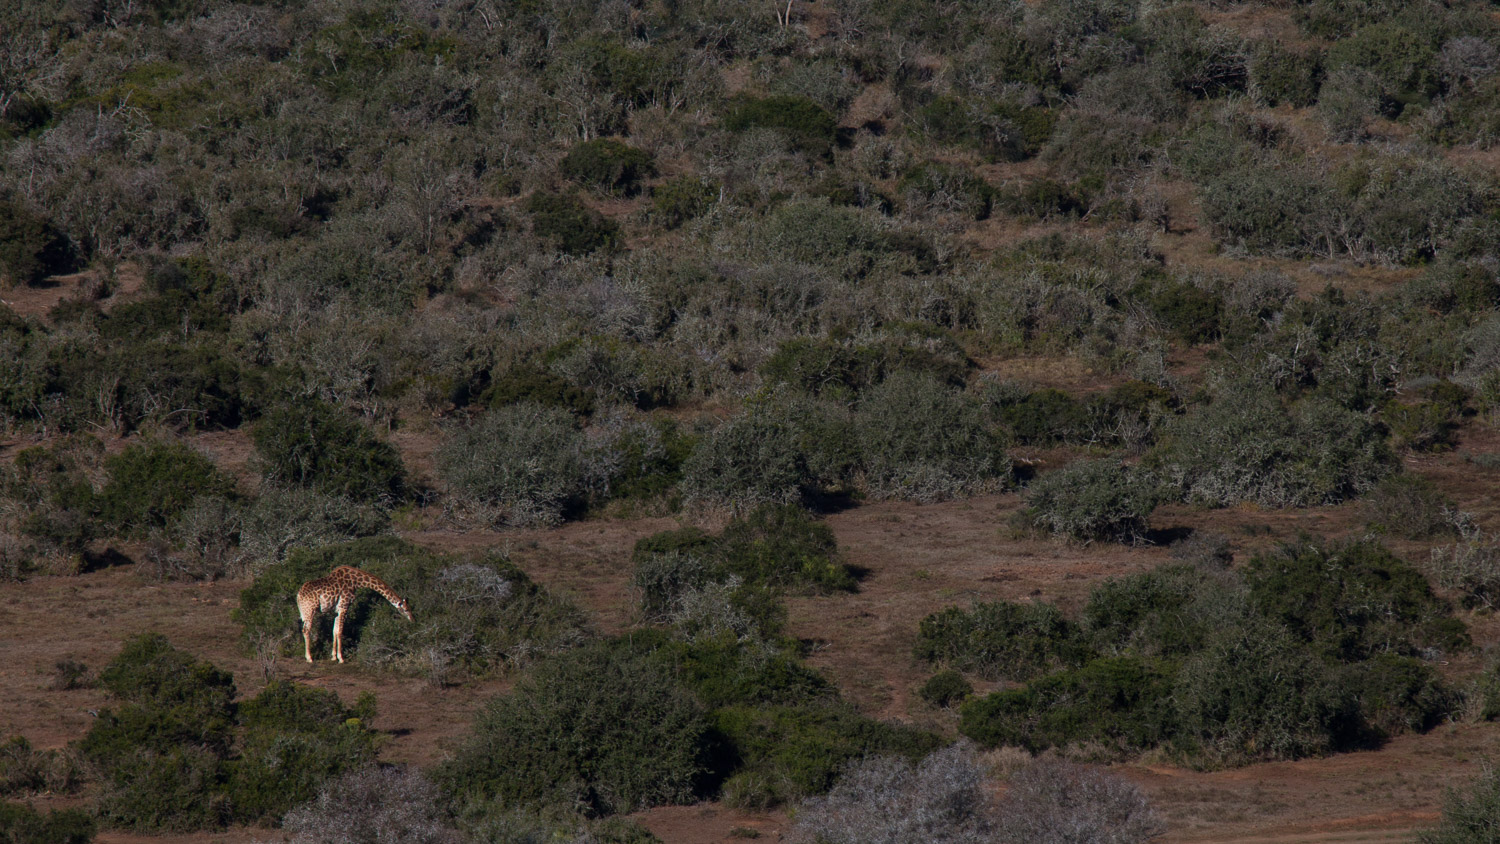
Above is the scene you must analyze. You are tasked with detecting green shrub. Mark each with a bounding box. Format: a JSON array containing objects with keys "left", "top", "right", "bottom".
[
  {"left": 1339, "top": 654, "right": 1455, "bottom": 738},
  {"left": 4, "top": 437, "right": 103, "bottom": 555},
  {"left": 1138, "top": 277, "right": 1223, "bottom": 343},
  {"left": 988, "top": 387, "right": 1089, "bottom": 445},
  {"left": 717, "top": 504, "right": 855, "bottom": 592},
  {"left": 481, "top": 365, "right": 595, "bottom": 415},
  {"left": 1154, "top": 388, "right": 1397, "bottom": 508},
  {"left": 1082, "top": 564, "right": 1245, "bottom": 659},
  {"left": 723, "top": 95, "right": 837, "bottom": 157},
  {"left": 0, "top": 737, "right": 79, "bottom": 798},
  {"left": 595, "top": 416, "right": 696, "bottom": 505},
  {"left": 0, "top": 801, "right": 93, "bottom": 844},
  {"left": 437, "top": 641, "right": 711, "bottom": 816},
  {"left": 914, "top": 600, "right": 1089, "bottom": 682},
  {"left": 1199, "top": 163, "right": 1340, "bottom": 256},
  {"left": 1248, "top": 42, "right": 1323, "bottom": 107},
  {"left": 230, "top": 681, "right": 378, "bottom": 823},
  {"left": 0, "top": 200, "right": 75, "bottom": 286},
  {"left": 666, "top": 631, "right": 834, "bottom": 709},
  {"left": 917, "top": 670, "right": 973, "bottom": 708},
  {"left": 712, "top": 703, "right": 942, "bottom": 807},
  {"left": 436, "top": 402, "right": 586, "bottom": 526},
  {"left": 649, "top": 176, "right": 718, "bottom": 228},
  {"left": 1326, "top": 21, "right": 1440, "bottom": 113},
  {"left": 1022, "top": 460, "right": 1168, "bottom": 545},
  {"left": 1383, "top": 385, "right": 1469, "bottom": 453},
  {"left": 94, "top": 747, "right": 230, "bottom": 832},
  {"left": 99, "top": 441, "right": 235, "bottom": 537},
  {"left": 253, "top": 400, "right": 406, "bottom": 503},
  {"left": 854, "top": 371, "right": 1009, "bottom": 502},
  {"left": 80, "top": 635, "right": 240, "bottom": 832},
  {"left": 993, "top": 178, "right": 1085, "bottom": 221},
  {"left": 761, "top": 328, "right": 970, "bottom": 401},
  {"left": 559, "top": 139, "right": 655, "bottom": 196},
  {"left": 633, "top": 504, "right": 856, "bottom": 601},
  {"left": 81, "top": 634, "right": 237, "bottom": 768},
  {"left": 1244, "top": 539, "right": 1469, "bottom": 662},
  {"left": 236, "top": 536, "right": 586, "bottom": 674},
  {"left": 679, "top": 405, "right": 810, "bottom": 509},
  {"left": 1420, "top": 762, "right": 1500, "bottom": 844},
  {"left": 524, "top": 192, "right": 618, "bottom": 254},
  {"left": 958, "top": 656, "right": 1178, "bottom": 756},
  {"left": 1172, "top": 619, "right": 1360, "bottom": 764}
]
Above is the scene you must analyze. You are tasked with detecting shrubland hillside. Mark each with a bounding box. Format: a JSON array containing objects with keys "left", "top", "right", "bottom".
[{"left": 5, "top": 0, "right": 1500, "bottom": 842}]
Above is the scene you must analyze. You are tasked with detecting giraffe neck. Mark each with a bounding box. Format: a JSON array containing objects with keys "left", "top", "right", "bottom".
[{"left": 335, "top": 566, "right": 405, "bottom": 608}]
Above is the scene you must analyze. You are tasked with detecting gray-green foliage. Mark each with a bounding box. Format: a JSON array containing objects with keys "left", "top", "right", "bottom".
[
  {"left": 854, "top": 371, "right": 1010, "bottom": 502},
  {"left": 236, "top": 484, "right": 390, "bottom": 576},
  {"left": 437, "top": 642, "right": 711, "bottom": 817},
  {"left": 1172, "top": 619, "right": 1356, "bottom": 764},
  {"left": 1023, "top": 459, "right": 1167, "bottom": 544},
  {"left": 1154, "top": 387, "right": 1396, "bottom": 508},
  {"left": 1420, "top": 762, "right": 1500, "bottom": 844},
  {"left": 791, "top": 742, "right": 996, "bottom": 844},
  {"left": 437, "top": 402, "right": 586, "bottom": 526},
  {"left": 279, "top": 767, "right": 459, "bottom": 844}
]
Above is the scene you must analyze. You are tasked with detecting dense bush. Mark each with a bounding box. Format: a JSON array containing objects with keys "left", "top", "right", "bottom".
[
  {"left": 281, "top": 767, "right": 459, "bottom": 844},
  {"left": 1249, "top": 42, "right": 1323, "bottom": 107},
  {"left": 1363, "top": 474, "right": 1462, "bottom": 538},
  {"left": 253, "top": 400, "right": 405, "bottom": 503},
  {"left": 790, "top": 742, "right": 994, "bottom": 844},
  {"left": 1171, "top": 619, "right": 1359, "bottom": 764},
  {"left": 633, "top": 504, "right": 856, "bottom": 606},
  {"left": 231, "top": 681, "right": 379, "bottom": 823},
  {"left": 236, "top": 536, "right": 586, "bottom": 676},
  {"left": 525, "top": 192, "right": 618, "bottom": 254},
  {"left": 917, "top": 670, "right": 973, "bottom": 709},
  {"left": 723, "top": 95, "right": 838, "bottom": 157},
  {"left": 914, "top": 600, "right": 1087, "bottom": 682},
  {"left": 959, "top": 656, "right": 1177, "bottom": 755},
  {"left": 853, "top": 371, "right": 1010, "bottom": 502},
  {"left": 1421, "top": 762, "right": 1500, "bottom": 844},
  {"left": 0, "top": 200, "right": 75, "bottom": 286},
  {"left": 649, "top": 176, "right": 719, "bottom": 228},
  {"left": 437, "top": 641, "right": 712, "bottom": 816},
  {"left": 1022, "top": 459, "right": 1168, "bottom": 544},
  {"left": 1244, "top": 540, "right": 1469, "bottom": 661},
  {"left": 1154, "top": 387, "right": 1397, "bottom": 508},
  {"left": 712, "top": 702, "right": 942, "bottom": 808},
  {"left": 559, "top": 139, "right": 655, "bottom": 196},
  {"left": 0, "top": 801, "right": 94, "bottom": 844},
  {"left": 436, "top": 402, "right": 586, "bottom": 526},
  {"left": 79, "top": 634, "right": 379, "bottom": 831},
  {"left": 1082, "top": 564, "right": 1243, "bottom": 658},
  {"left": 98, "top": 440, "right": 234, "bottom": 537}
]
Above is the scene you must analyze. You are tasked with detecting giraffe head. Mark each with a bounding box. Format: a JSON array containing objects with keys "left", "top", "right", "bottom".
[{"left": 394, "top": 596, "right": 414, "bottom": 622}]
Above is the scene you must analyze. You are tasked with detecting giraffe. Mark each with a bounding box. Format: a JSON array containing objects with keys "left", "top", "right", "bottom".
[{"left": 296, "top": 566, "right": 413, "bottom": 663}]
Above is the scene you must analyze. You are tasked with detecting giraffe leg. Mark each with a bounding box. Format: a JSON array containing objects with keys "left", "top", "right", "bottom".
[
  {"left": 298, "top": 597, "right": 315, "bottom": 663},
  {"left": 333, "top": 600, "right": 347, "bottom": 664}
]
